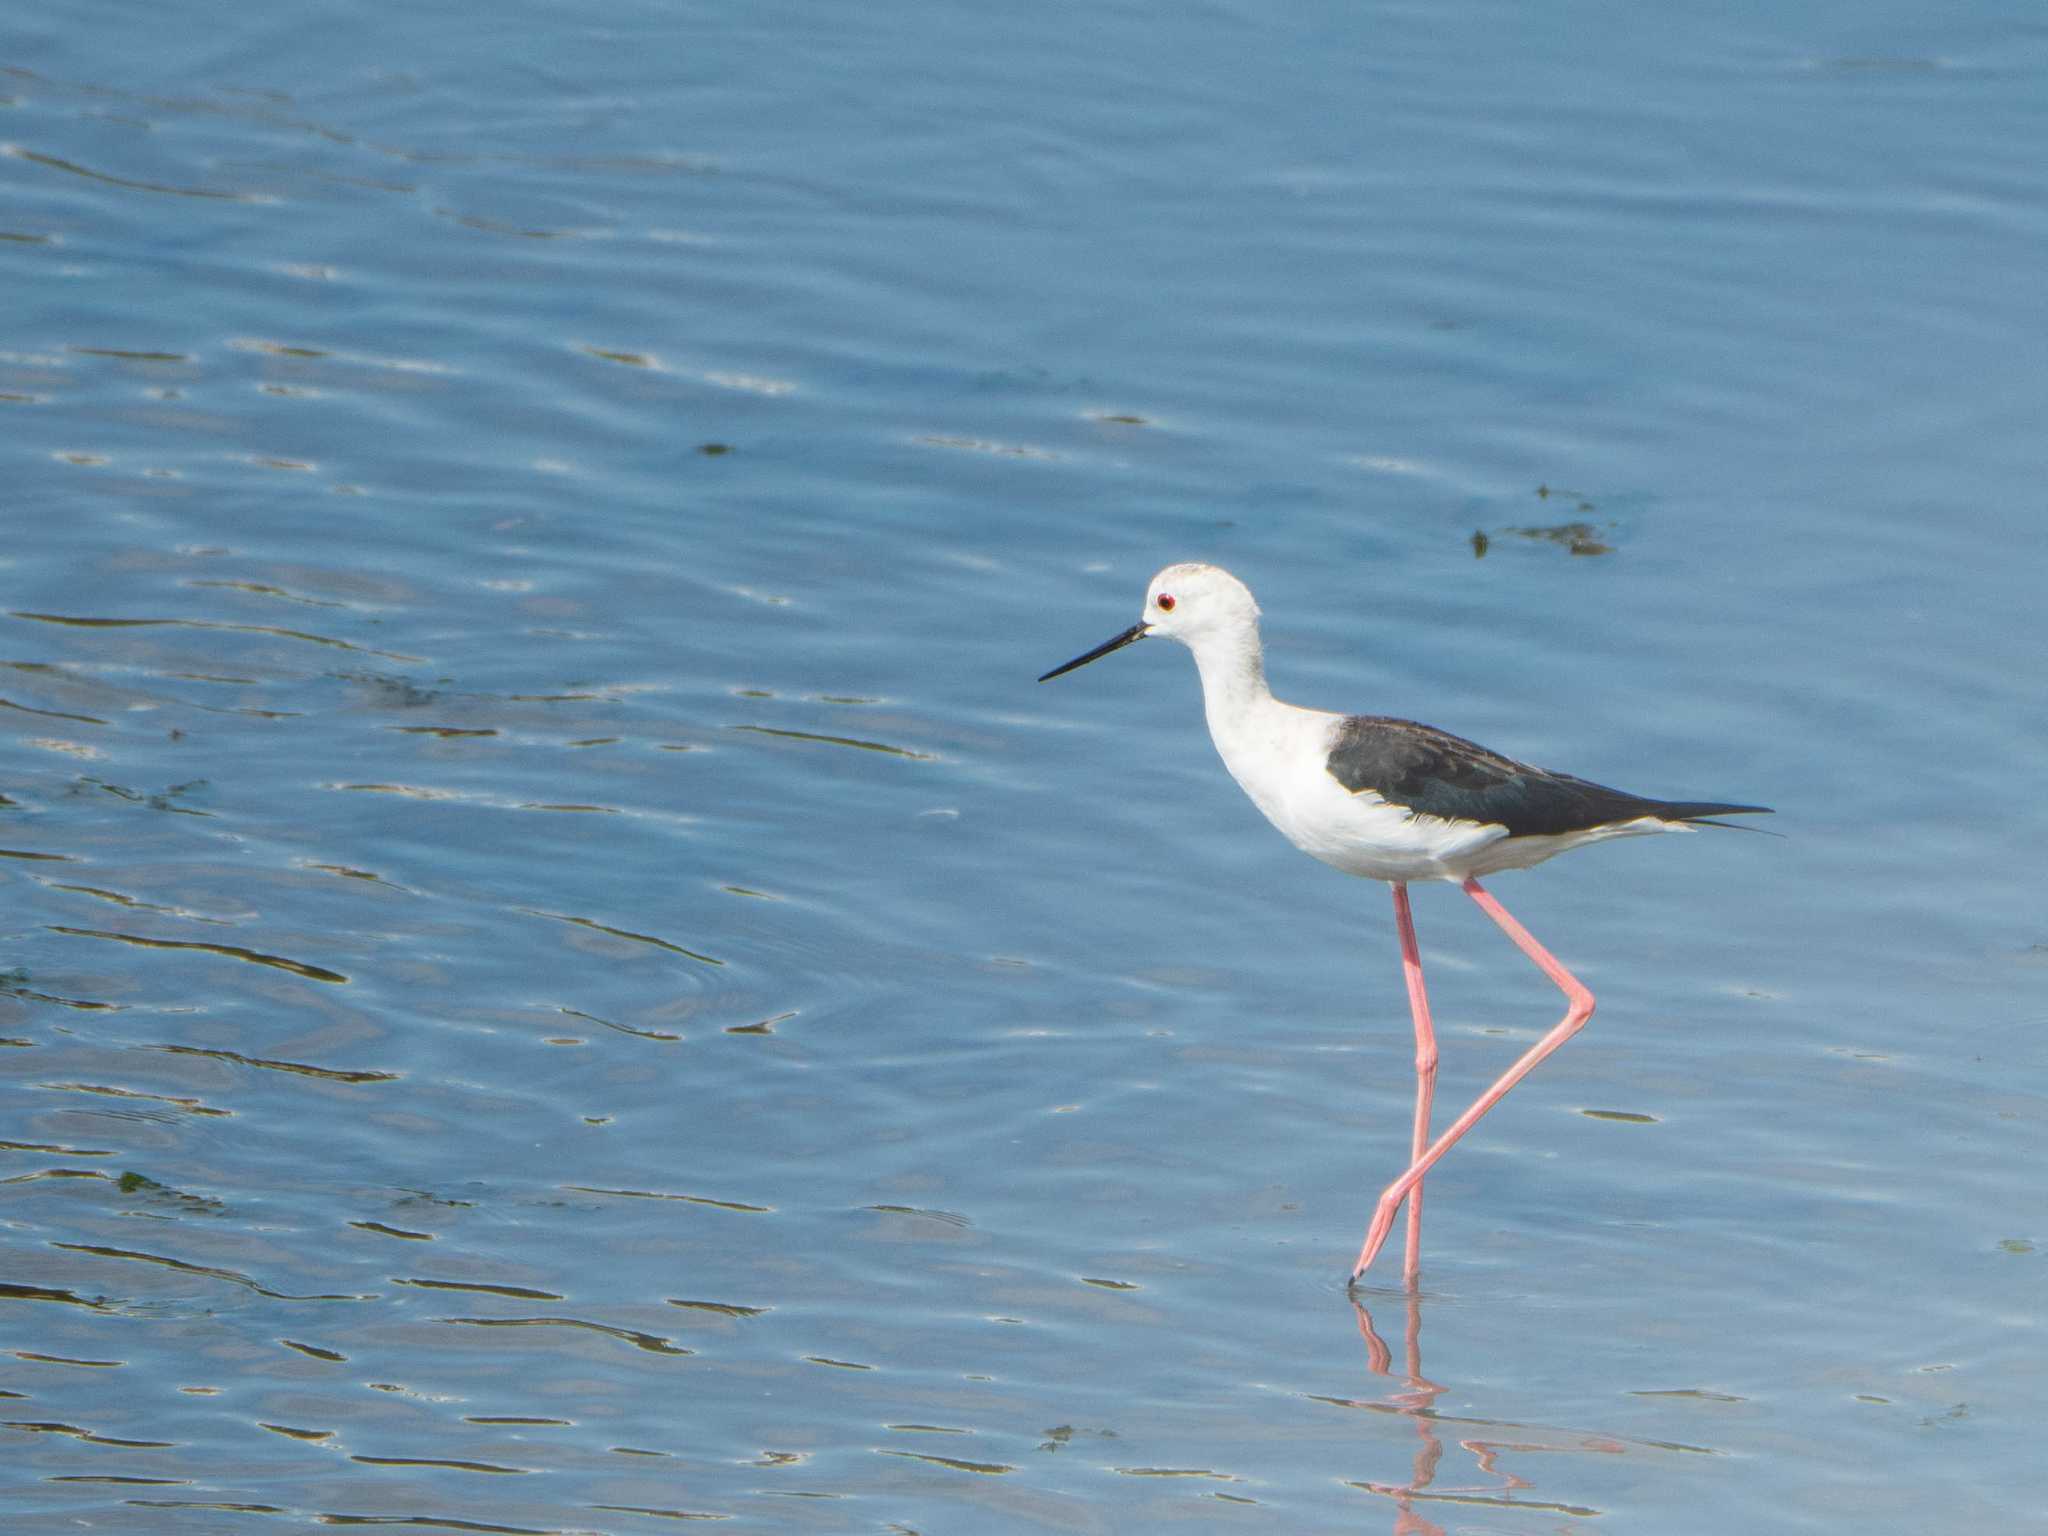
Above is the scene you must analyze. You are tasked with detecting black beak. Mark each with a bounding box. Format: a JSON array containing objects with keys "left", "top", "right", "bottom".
[{"left": 1038, "top": 622, "right": 1149, "bottom": 682}]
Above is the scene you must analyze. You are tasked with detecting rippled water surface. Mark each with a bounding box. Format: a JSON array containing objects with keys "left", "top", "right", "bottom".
[{"left": 6, "top": 3, "right": 2047, "bottom": 1531}]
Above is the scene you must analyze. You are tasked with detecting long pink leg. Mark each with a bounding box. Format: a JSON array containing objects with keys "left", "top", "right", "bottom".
[
  {"left": 1390, "top": 883, "right": 1437, "bottom": 1289},
  {"left": 1350, "top": 876, "right": 1596, "bottom": 1282}
]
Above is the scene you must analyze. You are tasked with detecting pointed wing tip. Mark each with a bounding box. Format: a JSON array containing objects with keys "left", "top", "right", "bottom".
[{"left": 1679, "top": 806, "right": 1777, "bottom": 834}]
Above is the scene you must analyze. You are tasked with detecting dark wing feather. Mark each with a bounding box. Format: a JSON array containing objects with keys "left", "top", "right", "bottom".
[{"left": 1325, "top": 716, "right": 1770, "bottom": 838}]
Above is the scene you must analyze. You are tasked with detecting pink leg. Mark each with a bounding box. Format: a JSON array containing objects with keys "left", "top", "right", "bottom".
[
  {"left": 1390, "top": 883, "right": 1436, "bottom": 1289},
  {"left": 1350, "top": 876, "right": 1596, "bottom": 1282}
]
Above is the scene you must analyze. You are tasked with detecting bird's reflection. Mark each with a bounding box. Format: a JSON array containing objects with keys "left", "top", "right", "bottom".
[{"left": 1346, "top": 1290, "right": 1617, "bottom": 1530}]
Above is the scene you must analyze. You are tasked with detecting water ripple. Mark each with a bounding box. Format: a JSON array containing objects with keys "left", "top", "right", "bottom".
[
  {"left": 51, "top": 1243, "right": 372, "bottom": 1301},
  {"left": 2, "top": 145, "right": 270, "bottom": 202},
  {"left": 9, "top": 611, "right": 423, "bottom": 662},
  {"left": 48, "top": 927, "right": 348, "bottom": 984}
]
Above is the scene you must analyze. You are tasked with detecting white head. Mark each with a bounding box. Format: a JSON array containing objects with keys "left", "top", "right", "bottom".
[
  {"left": 1038, "top": 562, "right": 1263, "bottom": 682},
  {"left": 1138, "top": 562, "right": 1261, "bottom": 650}
]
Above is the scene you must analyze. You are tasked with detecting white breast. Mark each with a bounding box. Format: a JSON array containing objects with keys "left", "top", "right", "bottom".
[{"left": 1207, "top": 703, "right": 1508, "bottom": 883}]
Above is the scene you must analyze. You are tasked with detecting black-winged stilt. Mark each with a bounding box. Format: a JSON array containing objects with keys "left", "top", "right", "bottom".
[{"left": 1039, "top": 562, "right": 1770, "bottom": 1285}]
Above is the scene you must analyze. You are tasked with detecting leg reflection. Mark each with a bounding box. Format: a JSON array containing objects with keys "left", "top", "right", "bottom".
[
  {"left": 1348, "top": 1293, "right": 1620, "bottom": 1527},
  {"left": 1353, "top": 1290, "right": 1448, "bottom": 1536}
]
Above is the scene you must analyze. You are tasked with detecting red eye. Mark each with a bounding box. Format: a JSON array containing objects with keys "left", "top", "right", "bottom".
[{"left": 1157, "top": 593, "right": 1176, "bottom": 611}]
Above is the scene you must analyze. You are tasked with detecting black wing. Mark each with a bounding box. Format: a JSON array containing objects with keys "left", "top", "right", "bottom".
[{"left": 1325, "top": 716, "right": 1770, "bottom": 838}]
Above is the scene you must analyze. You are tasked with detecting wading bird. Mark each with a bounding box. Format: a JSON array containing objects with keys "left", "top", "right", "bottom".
[{"left": 1039, "top": 563, "right": 1769, "bottom": 1283}]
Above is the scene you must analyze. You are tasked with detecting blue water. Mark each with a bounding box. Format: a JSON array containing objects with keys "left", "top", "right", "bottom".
[{"left": 6, "top": 3, "right": 2046, "bottom": 1531}]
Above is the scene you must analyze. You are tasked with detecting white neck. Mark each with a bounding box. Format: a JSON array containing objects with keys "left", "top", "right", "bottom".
[{"left": 1184, "top": 622, "right": 1275, "bottom": 739}]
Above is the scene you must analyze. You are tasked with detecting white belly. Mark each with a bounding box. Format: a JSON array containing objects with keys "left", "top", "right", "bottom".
[{"left": 1257, "top": 774, "right": 1509, "bottom": 882}]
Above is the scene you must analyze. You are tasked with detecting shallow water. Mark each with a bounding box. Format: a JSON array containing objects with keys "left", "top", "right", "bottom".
[{"left": 6, "top": 2, "right": 2046, "bottom": 1531}]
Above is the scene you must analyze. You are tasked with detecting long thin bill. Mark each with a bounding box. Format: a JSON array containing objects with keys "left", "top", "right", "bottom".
[{"left": 1037, "top": 622, "right": 1148, "bottom": 682}]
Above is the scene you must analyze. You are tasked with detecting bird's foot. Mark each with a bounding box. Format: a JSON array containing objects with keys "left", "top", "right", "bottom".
[{"left": 1347, "top": 1192, "right": 1402, "bottom": 1286}]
